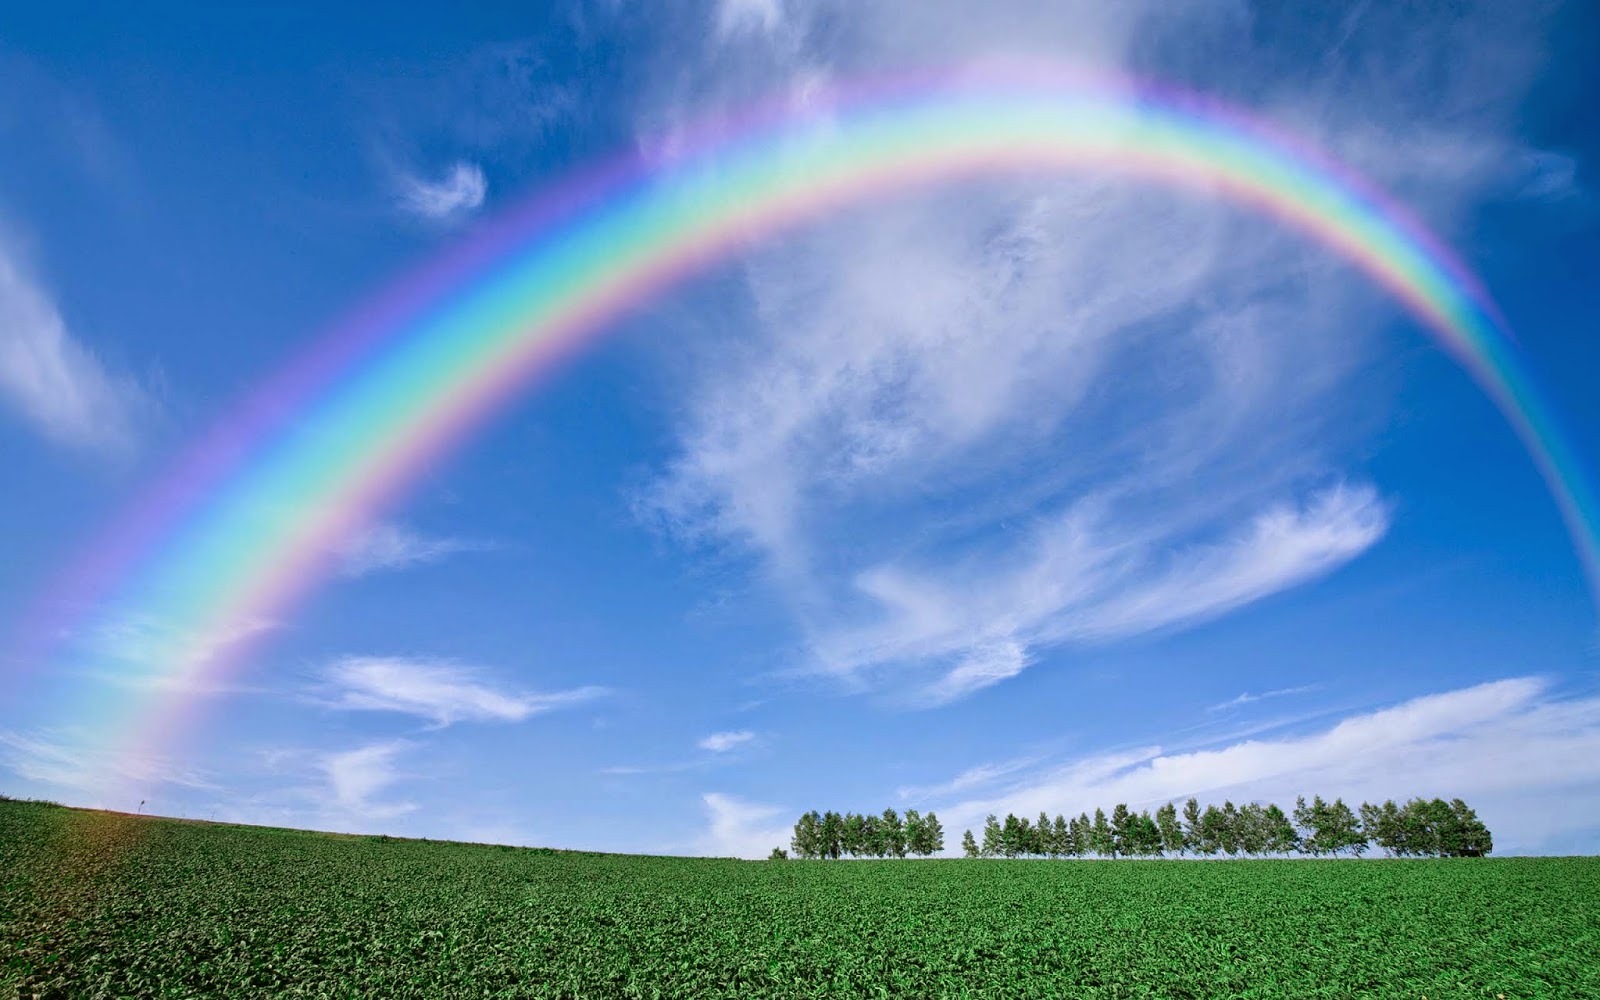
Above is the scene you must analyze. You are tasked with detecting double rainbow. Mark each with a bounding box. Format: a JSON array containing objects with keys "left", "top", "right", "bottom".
[{"left": 25, "top": 71, "right": 1600, "bottom": 773}]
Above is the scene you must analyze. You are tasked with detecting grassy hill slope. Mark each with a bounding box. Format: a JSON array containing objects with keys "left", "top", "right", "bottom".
[{"left": 3, "top": 799, "right": 1596, "bottom": 998}]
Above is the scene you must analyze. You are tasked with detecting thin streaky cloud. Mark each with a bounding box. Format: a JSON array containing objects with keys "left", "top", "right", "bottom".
[
  {"left": 0, "top": 730, "right": 215, "bottom": 795},
  {"left": 715, "top": 0, "right": 786, "bottom": 39},
  {"left": 1207, "top": 685, "right": 1322, "bottom": 713},
  {"left": 336, "top": 521, "right": 494, "bottom": 577},
  {"left": 698, "top": 730, "right": 756, "bottom": 752},
  {"left": 816, "top": 484, "right": 1388, "bottom": 707},
  {"left": 896, "top": 754, "right": 1040, "bottom": 802},
  {"left": 320, "top": 657, "right": 607, "bottom": 727},
  {"left": 321, "top": 740, "right": 413, "bottom": 814},
  {"left": 0, "top": 245, "right": 150, "bottom": 454},
  {"left": 695, "top": 792, "right": 790, "bottom": 858},
  {"left": 394, "top": 162, "right": 487, "bottom": 221}
]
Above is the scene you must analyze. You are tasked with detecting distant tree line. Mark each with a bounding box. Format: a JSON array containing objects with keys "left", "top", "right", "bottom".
[
  {"left": 955, "top": 796, "right": 1492, "bottom": 859},
  {"left": 788, "top": 808, "right": 945, "bottom": 858}
]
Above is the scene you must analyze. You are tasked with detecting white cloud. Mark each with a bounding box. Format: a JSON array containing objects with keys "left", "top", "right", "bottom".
[
  {"left": 716, "top": 0, "right": 786, "bottom": 39},
  {"left": 321, "top": 656, "right": 606, "bottom": 727},
  {"left": 0, "top": 246, "right": 149, "bottom": 452},
  {"left": 916, "top": 641, "right": 1032, "bottom": 707},
  {"left": 208, "top": 740, "right": 424, "bottom": 832},
  {"left": 320, "top": 741, "right": 415, "bottom": 819},
  {"left": 928, "top": 678, "right": 1600, "bottom": 855},
  {"left": 602, "top": 731, "right": 762, "bottom": 775},
  {"left": 395, "top": 161, "right": 487, "bottom": 221},
  {"left": 698, "top": 729, "right": 755, "bottom": 752},
  {"left": 91, "top": 613, "right": 278, "bottom": 677},
  {"left": 822, "top": 484, "right": 1387, "bottom": 705},
  {"left": 1208, "top": 685, "right": 1320, "bottom": 713},
  {"left": 600, "top": 762, "right": 702, "bottom": 776},
  {"left": 696, "top": 791, "right": 791, "bottom": 858},
  {"left": 336, "top": 521, "right": 491, "bottom": 577},
  {"left": 0, "top": 730, "right": 214, "bottom": 797},
  {"left": 1062, "top": 485, "right": 1390, "bottom": 642},
  {"left": 897, "top": 755, "right": 1040, "bottom": 802}
]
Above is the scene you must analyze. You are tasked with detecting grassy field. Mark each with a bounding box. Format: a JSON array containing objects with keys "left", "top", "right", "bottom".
[{"left": 2, "top": 800, "right": 1596, "bottom": 999}]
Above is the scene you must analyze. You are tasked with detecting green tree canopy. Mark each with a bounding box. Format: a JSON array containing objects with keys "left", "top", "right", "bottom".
[
  {"left": 1156, "top": 802, "right": 1184, "bottom": 856},
  {"left": 981, "top": 814, "right": 1003, "bottom": 858},
  {"left": 961, "top": 829, "right": 979, "bottom": 858}
]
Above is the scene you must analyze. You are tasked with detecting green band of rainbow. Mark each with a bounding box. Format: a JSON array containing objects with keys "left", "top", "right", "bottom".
[{"left": 41, "top": 74, "right": 1599, "bottom": 769}]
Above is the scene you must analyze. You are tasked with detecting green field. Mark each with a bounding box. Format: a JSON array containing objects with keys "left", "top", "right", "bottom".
[{"left": 3, "top": 800, "right": 1596, "bottom": 998}]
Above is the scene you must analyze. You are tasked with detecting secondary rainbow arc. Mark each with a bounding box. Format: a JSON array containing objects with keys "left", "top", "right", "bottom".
[{"left": 23, "top": 75, "right": 1597, "bottom": 775}]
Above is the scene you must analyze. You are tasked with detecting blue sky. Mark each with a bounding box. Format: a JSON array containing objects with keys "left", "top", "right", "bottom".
[{"left": 2, "top": 1, "right": 1599, "bottom": 856}]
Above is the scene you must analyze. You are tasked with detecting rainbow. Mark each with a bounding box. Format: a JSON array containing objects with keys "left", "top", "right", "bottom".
[{"left": 22, "top": 70, "right": 1600, "bottom": 775}]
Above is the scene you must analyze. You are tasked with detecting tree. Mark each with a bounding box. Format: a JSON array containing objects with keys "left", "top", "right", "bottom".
[
  {"left": 1091, "top": 808, "right": 1113, "bottom": 858},
  {"left": 1293, "top": 796, "right": 1318, "bottom": 856},
  {"left": 1182, "top": 798, "right": 1202, "bottom": 854},
  {"left": 820, "top": 811, "right": 844, "bottom": 860},
  {"left": 860, "top": 814, "right": 880, "bottom": 857},
  {"left": 1126, "top": 811, "right": 1157, "bottom": 856},
  {"left": 923, "top": 812, "right": 946, "bottom": 855},
  {"left": 842, "top": 812, "right": 867, "bottom": 857},
  {"left": 1037, "top": 812, "right": 1054, "bottom": 858},
  {"left": 882, "top": 808, "right": 909, "bottom": 857},
  {"left": 791, "top": 811, "right": 821, "bottom": 859},
  {"left": 1003, "top": 814, "right": 1027, "bottom": 858},
  {"left": 904, "top": 810, "right": 926, "bottom": 857},
  {"left": 1263, "top": 803, "right": 1299, "bottom": 855},
  {"left": 1436, "top": 797, "right": 1469, "bottom": 857},
  {"left": 1198, "top": 804, "right": 1224, "bottom": 856},
  {"left": 768, "top": 847, "right": 788, "bottom": 860},
  {"left": 1110, "top": 803, "right": 1133, "bottom": 859},
  {"left": 1359, "top": 802, "right": 1386, "bottom": 855},
  {"left": 1325, "top": 799, "right": 1363, "bottom": 856},
  {"left": 1156, "top": 802, "right": 1184, "bottom": 856},
  {"left": 1069, "top": 814, "right": 1090, "bottom": 858},
  {"left": 1449, "top": 799, "right": 1492, "bottom": 856},
  {"left": 981, "top": 814, "right": 1003, "bottom": 857},
  {"left": 1052, "top": 814, "right": 1070, "bottom": 859},
  {"left": 1237, "top": 803, "right": 1267, "bottom": 856},
  {"left": 1427, "top": 800, "right": 1465, "bottom": 851},
  {"left": 1219, "top": 801, "right": 1241, "bottom": 856},
  {"left": 1399, "top": 798, "right": 1439, "bottom": 856},
  {"left": 962, "top": 829, "right": 980, "bottom": 858}
]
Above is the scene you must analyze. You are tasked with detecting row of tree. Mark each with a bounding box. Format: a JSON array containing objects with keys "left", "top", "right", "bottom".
[
  {"left": 789, "top": 808, "right": 946, "bottom": 858},
  {"left": 957, "top": 796, "right": 1492, "bottom": 859}
]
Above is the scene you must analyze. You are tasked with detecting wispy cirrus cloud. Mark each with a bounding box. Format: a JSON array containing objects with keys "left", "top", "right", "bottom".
[
  {"left": 88, "top": 613, "right": 278, "bottom": 682},
  {"left": 320, "top": 741, "right": 416, "bottom": 819},
  {"left": 0, "top": 730, "right": 214, "bottom": 796},
  {"left": 698, "top": 729, "right": 756, "bottom": 752},
  {"left": 896, "top": 754, "right": 1040, "bottom": 803},
  {"left": 695, "top": 791, "right": 790, "bottom": 858},
  {"left": 602, "top": 730, "right": 763, "bottom": 775},
  {"left": 0, "top": 245, "right": 152, "bottom": 454},
  {"left": 336, "top": 521, "right": 493, "bottom": 577},
  {"left": 319, "top": 656, "right": 606, "bottom": 727},
  {"left": 1208, "top": 685, "right": 1321, "bottom": 713},
  {"left": 715, "top": 0, "right": 787, "bottom": 39},
  {"left": 819, "top": 483, "right": 1388, "bottom": 706},
  {"left": 630, "top": 0, "right": 1548, "bottom": 706},
  {"left": 394, "top": 162, "right": 487, "bottom": 222},
  {"left": 222, "top": 741, "right": 422, "bottom": 830}
]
